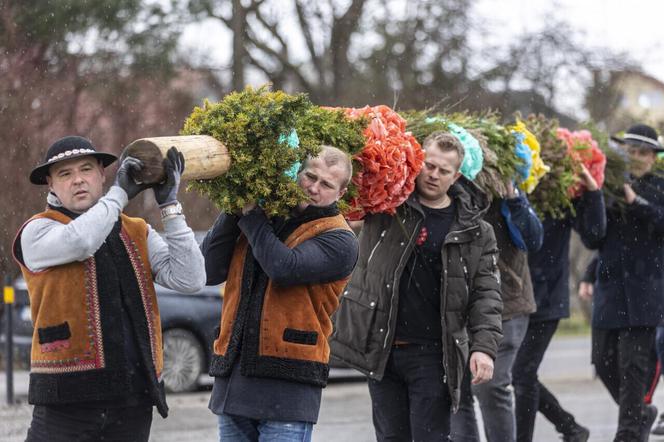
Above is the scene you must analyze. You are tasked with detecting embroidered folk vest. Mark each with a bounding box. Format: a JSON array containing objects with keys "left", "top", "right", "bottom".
[
  {"left": 210, "top": 214, "right": 352, "bottom": 387},
  {"left": 13, "top": 209, "right": 167, "bottom": 416}
]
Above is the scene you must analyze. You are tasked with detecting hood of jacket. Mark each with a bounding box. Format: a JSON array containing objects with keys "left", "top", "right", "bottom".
[{"left": 405, "top": 175, "right": 491, "bottom": 230}]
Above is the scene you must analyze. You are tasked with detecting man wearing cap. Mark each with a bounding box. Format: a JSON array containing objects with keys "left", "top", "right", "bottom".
[
  {"left": 580, "top": 124, "right": 664, "bottom": 442},
  {"left": 13, "top": 136, "right": 205, "bottom": 442}
]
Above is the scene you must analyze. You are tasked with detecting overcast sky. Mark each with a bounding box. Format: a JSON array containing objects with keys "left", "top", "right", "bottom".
[
  {"left": 180, "top": 0, "right": 664, "bottom": 116},
  {"left": 474, "top": 0, "right": 664, "bottom": 79}
]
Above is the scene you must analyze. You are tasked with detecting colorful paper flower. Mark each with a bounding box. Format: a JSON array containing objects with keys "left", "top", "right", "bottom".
[
  {"left": 448, "top": 122, "right": 484, "bottom": 180},
  {"left": 511, "top": 121, "right": 550, "bottom": 194},
  {"left": 338, "top": 105, "right": 424, "bottom": 220},
  {"left": 556, "top": 128, "right": 606, "bottom": 198}
]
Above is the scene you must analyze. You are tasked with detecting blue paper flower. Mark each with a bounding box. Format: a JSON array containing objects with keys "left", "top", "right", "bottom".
[{"left": 512, "top": 131, "right": 533, "bottom": 183}]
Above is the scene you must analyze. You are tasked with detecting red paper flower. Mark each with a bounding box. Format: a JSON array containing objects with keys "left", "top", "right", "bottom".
[
  {"left": 556, "top": 128, "right": 606, "bottom": 198},
  {"left": 416, "top": 226, "right": 428, "bottom": 246},
  {"left": 335, "top": 105, "right": 424, "bottom": 220}
]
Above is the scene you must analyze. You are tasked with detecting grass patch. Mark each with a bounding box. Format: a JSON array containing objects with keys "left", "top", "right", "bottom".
[{"left": 555, "top": 312, "right": 591, "bottom": 337}]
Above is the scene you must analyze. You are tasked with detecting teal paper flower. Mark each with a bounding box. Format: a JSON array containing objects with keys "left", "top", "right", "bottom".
[
  {"left": 448, "top": 122, "right": 483, "bottom": 180},
  {"left": 279, "top": 129, "right": 301, "bottom": 180}
]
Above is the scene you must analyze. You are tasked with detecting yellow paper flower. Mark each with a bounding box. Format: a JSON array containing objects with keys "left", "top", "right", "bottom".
[{"left": 511, "top": 121, "right": 551, "bottom": 193}]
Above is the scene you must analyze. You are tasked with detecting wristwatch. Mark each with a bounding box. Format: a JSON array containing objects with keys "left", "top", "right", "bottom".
[{"left": 160, "top": 202, "right": 183, "bottom": 219}]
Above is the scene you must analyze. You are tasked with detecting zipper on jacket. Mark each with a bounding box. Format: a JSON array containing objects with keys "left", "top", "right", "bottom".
[
  {"left": 439, "top": 225, "right": 477, "bottom": 394},
  {"left": 367, "top": 230, "right": 387, "bottom": 265},
  {"left": 461, "top": 256, "right": 470, "bottom": 296},
  {"left": 383, "top": 221, "right": 421, "bottom": 349},
  {"left": 440, "top": 245, "right": 450, "bottom": 384}
]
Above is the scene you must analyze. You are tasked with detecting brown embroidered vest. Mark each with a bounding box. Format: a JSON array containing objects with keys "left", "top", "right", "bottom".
[
  {"left": 210, "top": 214, "right": 352, "bottom": 387},
  {"left": 13, "top": 209, "right": 167, "bottom": 416}
]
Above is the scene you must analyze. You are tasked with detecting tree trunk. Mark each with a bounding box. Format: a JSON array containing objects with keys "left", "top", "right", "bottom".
[
  {"left": 231, "top": 0, "right": 247, "bottom": 91},
  {"left": 123, "top": 135, "right": 231, "bottom": 184}
]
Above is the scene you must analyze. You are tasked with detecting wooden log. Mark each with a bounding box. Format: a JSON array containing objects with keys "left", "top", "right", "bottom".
[{"left": 122, "top": 135, "right": 231, "bottom": 184}]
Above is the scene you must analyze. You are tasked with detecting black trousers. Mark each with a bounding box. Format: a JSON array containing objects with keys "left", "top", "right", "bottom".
[
  {"left": 592, "top": 326, "right": 657, "bottom": 442},
  {"left": 367, "top": 342, "right": 452, "bottom": 442},
  {"left": 513, "top": 319, "right": 580, "bottom": 442},
  {"left": 25, "top": 404, "right": 153, "bottom": 442}
]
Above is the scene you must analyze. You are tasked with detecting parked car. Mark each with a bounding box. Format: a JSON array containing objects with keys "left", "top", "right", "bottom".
[
  {"left": 1, "top": 236, "right": 363, "bottom": 393},
  {"left": 0, "top": 275, "right": 223, "bottom": 393}
]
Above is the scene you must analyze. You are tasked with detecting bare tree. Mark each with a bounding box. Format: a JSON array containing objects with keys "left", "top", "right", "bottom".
[
  {"left": 189, "top": 0, "right": 367, "bottom": 102},
  {"left": 0, "top": 1, "right": 218, "bottom": 280}
]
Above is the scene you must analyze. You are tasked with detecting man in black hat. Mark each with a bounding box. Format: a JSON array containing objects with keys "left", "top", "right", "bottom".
[
  {"left": 12, "top": 136, "right": 206, "bottom": 442},
  {"left": 580, "top": 124, "right": 664, "bottom": 442}
]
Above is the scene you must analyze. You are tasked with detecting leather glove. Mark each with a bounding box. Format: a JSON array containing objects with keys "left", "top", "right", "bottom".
[
  {"left": 114, "top": 156, "right": 150, "bottom": 200},
  {"left": 153, "top": 146, "right": 185, "bottom": 207}
]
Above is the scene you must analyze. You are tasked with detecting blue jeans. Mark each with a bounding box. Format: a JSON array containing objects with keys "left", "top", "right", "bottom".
[
  {"left": 217, "top": 413, "right": 313, "bottom": 442},
  {"left": 451, "top": 315, "right": 529, "bottom": 442}
]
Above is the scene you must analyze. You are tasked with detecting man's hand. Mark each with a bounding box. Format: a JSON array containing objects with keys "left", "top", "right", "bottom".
[
  {"left": 154, "top": 147, "right": 185, "bottom": 207},
  {"left": 505, "top": 180, "right": 517, "bottom": 199},
  {"left": 469, "top": 351, "right": 494, "bottom": 385},
  {"left": 241, "top": 202, "right": 257, "bottom": 215},
  {"left": 623, "top": 183, "right": 637, "bottom": 205},
  {"left": 578, "top": 281, "right": 594, "bottom": 302},
  {"left": 578, "top": 164, "right": 599, "bottom": 192},
  {"left": 114, "top": 156, "right": 150, "bottom": 200}
]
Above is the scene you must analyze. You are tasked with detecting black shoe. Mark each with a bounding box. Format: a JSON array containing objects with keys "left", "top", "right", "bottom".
[
  {"left": 652, "top": 412, "right": 664, "bottom": 435},
  {"left": 563, "top": 424, "right": 590, "bottom": 442},
  {"left": 641, "top": 404, "right": 657, "bottom": 442}
]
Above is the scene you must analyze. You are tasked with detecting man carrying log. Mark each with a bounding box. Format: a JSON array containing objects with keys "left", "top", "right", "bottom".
[
  {"left": 201, "top": 145, "right": 359, "bottom": 442},
  {"left": 329, "top": 131, "right": 503, "bottom": 441},
  {"left": 13, "top": 136, "right": 206, "bottom": 442}
]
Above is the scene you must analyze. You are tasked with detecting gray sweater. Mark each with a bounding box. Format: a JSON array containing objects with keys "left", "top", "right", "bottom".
[{"left": 21, "top": 185, "right": 206, "bottom": 293}]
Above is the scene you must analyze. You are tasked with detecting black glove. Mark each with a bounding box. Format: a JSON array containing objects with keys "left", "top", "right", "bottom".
[
  {"left": 153, "top": 146, "right": 185, "bottom": 207},
  {"left": 114, "top": 156, "right": 150, "bottom": 200}
]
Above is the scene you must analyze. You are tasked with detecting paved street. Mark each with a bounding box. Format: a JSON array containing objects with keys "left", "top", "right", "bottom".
[{"left": 2, "top": 335, "right": 664, "bottom": 441}]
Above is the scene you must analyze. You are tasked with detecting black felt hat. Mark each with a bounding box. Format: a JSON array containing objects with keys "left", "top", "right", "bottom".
[
  {"left": 611, "top": 124, "right": 664, "bottom": 153},
  {"left": 30, "top": 136, "right": 118, "bottom": 185}
]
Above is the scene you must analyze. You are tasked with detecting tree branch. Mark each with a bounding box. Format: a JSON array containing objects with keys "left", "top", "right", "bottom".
[
  {"left": 294, "top": 0, "right": 325, "bottom": 85},
  {"left": 252, "top": 6, "right": 288, "bottom": 55},
  {"left": 245, "top": 28, "right": 314, "bottom": 93}
]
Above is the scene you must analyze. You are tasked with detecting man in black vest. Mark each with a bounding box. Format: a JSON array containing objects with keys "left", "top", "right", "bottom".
[{"left": 14, "top": 136, "right": 205, "bottom": 442}]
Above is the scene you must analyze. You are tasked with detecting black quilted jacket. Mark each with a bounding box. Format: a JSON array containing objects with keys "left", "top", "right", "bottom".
[{"left": 329, "top": 177, "right": 503, "bottom": 410}]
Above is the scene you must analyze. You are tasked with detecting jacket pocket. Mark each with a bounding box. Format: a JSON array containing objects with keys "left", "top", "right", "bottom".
[
  {"left": 498, "top": 257, "right": 524, "bottom": 303},
  {"left": 37, "top": 321, "right": 71, "bottom": 353},
  {"left": 451, "top": 329, "right": 470, "bottom": 390},
  {"left": 332, "top": 287, "right": 378, "bottom": 353},
  {"left": 283, "top": 328, "right": 318, "bottom": 346}
]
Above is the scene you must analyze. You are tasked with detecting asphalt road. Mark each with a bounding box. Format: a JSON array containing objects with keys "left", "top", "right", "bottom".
[{"left": 3, "top": 335, "right": 664, "bottom": 441}]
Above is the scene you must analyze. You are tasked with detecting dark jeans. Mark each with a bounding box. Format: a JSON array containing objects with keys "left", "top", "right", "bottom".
[
  {"left": 368, "top": 342, "right": 451, "bottom": 442},
  {"left": 592, "top": 327, "right": 656, "bottom": 442},
  {"left": 26, "top": 404, "right": 153, "bottom": 442},
  {"left": 512, "top": 319, "right": 580, "bottom": 442}
]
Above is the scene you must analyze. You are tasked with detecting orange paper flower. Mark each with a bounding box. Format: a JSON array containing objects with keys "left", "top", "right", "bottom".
[{"left": 334, "top": 105, "right": 424, "bottom": 220}]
